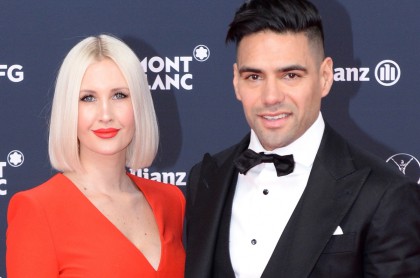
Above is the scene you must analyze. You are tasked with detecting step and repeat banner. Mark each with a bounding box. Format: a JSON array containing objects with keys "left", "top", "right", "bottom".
[{"left": 0, "top": 1, "right": 419, "bottom": 275}]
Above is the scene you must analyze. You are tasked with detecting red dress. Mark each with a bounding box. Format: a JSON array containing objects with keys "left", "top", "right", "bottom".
[{"left": 6, "top": 173, "right": 186, "bottom": 277}]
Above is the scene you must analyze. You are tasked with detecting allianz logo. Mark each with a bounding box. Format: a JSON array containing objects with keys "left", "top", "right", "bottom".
[
  {"left": 129, "top": 168, "right": 187, "bottom": 186},
  {"left": 334, "top": 60, "right": 400, "bottom": 87}
]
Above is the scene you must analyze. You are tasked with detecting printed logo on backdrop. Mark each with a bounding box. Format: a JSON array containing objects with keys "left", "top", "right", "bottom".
[
  {"left": 0, "top": 150, "right": 25, "bottom": 196},
  {"left": 193, "top": 45, "right": 210, "bottom": 62},
  {"left": 0, "top": 64, "right": 24, "bottom": 82},
  {"left": 141, "top": 44, "right": 210, "bottom": 91},
  {"left": 386, "top": 153, "right": 420, "bottom": 184},
  {"left": 334, "top": 59, "right": 400, "bottom": 87},
  {"left": 374, "top": 60, "right": 400, "bottom": 86},
  {"left": 129, "top": 168, "right": 186, "bottom": 186}
]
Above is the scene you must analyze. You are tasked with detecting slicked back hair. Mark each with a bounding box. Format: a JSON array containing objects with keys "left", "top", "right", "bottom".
[{"left": 226, "top": 0, "right": 325, "bottom": 56}]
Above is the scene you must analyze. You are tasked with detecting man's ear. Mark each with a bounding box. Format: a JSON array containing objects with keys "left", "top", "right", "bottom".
[
  {"left": 233, "top": 63, "right": 241, "bottom": 101},
  {"left": 320, "top": 57, "right": 333, "bottom": 98}
]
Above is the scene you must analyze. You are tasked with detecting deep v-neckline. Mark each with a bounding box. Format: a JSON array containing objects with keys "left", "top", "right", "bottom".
[{"left": 61, "top": 173, "right": 164, "bottom": 271}]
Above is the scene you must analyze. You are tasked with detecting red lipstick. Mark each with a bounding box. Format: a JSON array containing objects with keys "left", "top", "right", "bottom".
[{"left": 93, "top": 128, "right": 120, "bottom": 139}]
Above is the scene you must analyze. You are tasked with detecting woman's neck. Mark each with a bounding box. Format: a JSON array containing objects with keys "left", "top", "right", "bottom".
[{"left": 64, "top": 153, "right": 135, "bottom": 195}]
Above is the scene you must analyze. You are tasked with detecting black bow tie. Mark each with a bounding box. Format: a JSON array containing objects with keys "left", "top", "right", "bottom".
[{"left": 235, "top": 149, "right": 295, "bottom": 177}]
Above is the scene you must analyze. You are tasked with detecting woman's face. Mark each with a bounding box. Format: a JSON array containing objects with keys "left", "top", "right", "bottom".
[{"left": 77, "top": 58, "right": 135, "bottom": 162}]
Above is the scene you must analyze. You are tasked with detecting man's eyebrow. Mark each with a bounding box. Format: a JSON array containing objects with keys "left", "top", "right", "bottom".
[
  {"left": 279, "top": 64, "right": 308, "bottom": 73},
  {"left": 238, "top": 64, "right": 308, "bottom": 74},
  {"left": 238, "top": 67, "right": 262, "bottom": 74}
]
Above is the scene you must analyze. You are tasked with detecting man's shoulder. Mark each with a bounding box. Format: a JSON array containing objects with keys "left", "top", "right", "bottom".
[
  {"left": 348, "top": 142, "right": 409, "bottom": 183},
  {"left": 324, "top": 125, "right": 411, "bottom": 184},
  {"left": 192, "top": 134, "right": 250, "bottom": 169}
]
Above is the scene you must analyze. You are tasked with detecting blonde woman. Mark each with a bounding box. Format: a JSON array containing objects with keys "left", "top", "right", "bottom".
[{"left": 6, "top": 34, "right": 185, "bottom": 277}]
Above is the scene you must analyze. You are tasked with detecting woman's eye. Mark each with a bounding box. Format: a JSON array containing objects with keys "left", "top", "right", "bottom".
[
  {"left": 113, "top": 92, "right": 128, "bottom": 100},
  {"left": 80, "top": 95, "right": 95, "bottom": 102}
]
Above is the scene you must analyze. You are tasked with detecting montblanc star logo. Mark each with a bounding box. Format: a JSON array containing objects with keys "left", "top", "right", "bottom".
[
  {"left": 7, "top": 150, "right": 24, "bottom": 167},
  {"left": 193, "top": 45, "right": 210, "bottom": 62}
]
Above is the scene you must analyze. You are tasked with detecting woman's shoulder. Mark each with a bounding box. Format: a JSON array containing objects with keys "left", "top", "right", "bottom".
[{"left": 10, "top": 173, "right": 73, "bottom": 204}]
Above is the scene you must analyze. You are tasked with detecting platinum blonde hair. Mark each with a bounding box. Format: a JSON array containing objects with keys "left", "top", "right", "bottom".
[{"left": 48, "top": 34, "right": 158, "bottom": 172}]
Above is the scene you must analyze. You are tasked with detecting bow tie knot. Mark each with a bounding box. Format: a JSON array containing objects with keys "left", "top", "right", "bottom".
[{"left": 235, "top": 149, "right": 295, "bottom": 177}]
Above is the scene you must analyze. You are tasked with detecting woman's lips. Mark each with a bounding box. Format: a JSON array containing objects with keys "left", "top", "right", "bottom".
[{"left": 92, "top": 128, "right": 120, "bottom": 139}]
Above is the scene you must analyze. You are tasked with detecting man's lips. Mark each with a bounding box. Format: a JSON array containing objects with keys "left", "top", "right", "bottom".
[
  {"left": 259, "top": 112, "right": 291, "bottom": 128},
  {"left": 261, "top": 113, "right": 290, "bottom": 121},
  {"left": 92, "top": 128, "right": 120, "bottom": 139}
]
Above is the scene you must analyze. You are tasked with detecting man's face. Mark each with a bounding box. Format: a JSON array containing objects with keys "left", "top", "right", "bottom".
[{"left": 233, "top": 30, "right": 333, "bottom": 150}]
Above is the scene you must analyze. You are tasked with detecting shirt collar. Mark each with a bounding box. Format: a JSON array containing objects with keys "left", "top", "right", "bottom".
[{"left": 249, "top": 112, "right": 325, "bottom": 168}]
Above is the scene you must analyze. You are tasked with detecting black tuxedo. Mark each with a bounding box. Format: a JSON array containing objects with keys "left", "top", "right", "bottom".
[{"left": 185, "top": 125, "right": 420, "bottom": 277}]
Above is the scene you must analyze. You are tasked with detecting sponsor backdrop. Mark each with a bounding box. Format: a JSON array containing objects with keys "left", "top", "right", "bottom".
[{"left": 0, "top": 1, "right": 419, "bottom": 275}]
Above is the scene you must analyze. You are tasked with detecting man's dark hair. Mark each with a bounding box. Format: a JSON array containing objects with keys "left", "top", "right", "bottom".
[{"left": 226, "top": 0, "right": 324, "bottom": 50}]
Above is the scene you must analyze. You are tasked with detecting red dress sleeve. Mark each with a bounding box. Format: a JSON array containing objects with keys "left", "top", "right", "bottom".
[{"left": 6, "top": 192, "right": 59, "bottom": 278}]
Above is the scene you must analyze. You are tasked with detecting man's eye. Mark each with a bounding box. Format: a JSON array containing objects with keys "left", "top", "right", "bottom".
[
  {"left": 113, "top": 92, "right": 128, "bottom": 100},
  {"left": 247, "top": 74, "right": 260, "bottom": 80},
  {"left": 80, "top": 95, "right": 95, "bottom": 102},
  {"left": 285, "top": 73, "right": 299, "bottom": 79}
]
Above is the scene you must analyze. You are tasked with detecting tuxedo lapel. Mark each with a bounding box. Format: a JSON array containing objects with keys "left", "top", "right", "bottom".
[
  {"left": 262, "top": 126, "right": 371, "bottom": 277},
  {"left": 186, "top": 136, "right": 249, "bottom": 278}
]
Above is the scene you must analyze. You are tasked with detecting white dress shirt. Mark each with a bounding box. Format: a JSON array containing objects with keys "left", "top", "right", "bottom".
[{"left": 229, "top": 113, "right": 325, "bottom": 278}]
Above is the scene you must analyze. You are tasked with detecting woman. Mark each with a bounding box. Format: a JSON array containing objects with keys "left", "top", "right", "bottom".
[{"left": 6, "top": 34, "right": 185, "bottom": 277}]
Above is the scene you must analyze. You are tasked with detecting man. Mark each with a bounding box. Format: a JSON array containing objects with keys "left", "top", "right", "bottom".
[{"left": 185, "top": 0, "right": 420, "bottom": 277}]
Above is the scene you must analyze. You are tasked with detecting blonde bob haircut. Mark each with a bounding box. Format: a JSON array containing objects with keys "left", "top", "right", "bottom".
[{"left": 49, "top": 34, "right": 158, "bottom": 172}]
